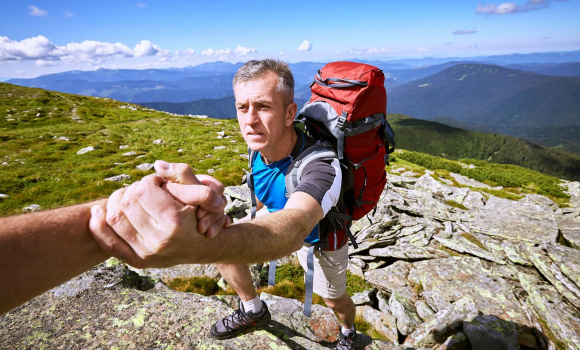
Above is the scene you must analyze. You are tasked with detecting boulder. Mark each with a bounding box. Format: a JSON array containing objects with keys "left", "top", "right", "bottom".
[{"left": 463, "top": 315, "right": 520, "bottom": 350}]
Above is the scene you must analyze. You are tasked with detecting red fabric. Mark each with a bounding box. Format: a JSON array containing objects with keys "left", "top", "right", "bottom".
[{"left": 309, "top": 61, "right": 389, "bottom": 221}]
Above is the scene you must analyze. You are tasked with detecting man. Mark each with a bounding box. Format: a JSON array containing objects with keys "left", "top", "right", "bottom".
[
  {"left": 0, "top": 164, "right": 230, "bottom": 315},
  {"left": 91, "top": 59, "right": 357, "bottom": 349},
  {"left": 209, "top": 59, "right": 356, "bottom": 349}
]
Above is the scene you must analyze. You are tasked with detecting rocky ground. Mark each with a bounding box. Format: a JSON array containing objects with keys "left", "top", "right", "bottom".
[{"left": 1, "top": 170, "right": 579, "bottom": 349}]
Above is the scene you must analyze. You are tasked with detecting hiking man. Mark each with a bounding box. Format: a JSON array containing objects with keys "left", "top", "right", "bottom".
[
  {"left": 208, "top": 59, "right": 357, "bottom": 349},
  {"left": 89, "top": 59, "right": 358, "bottom": 349}
]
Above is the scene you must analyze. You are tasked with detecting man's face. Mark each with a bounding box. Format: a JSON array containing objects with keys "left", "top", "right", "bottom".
[{"left": 234, "top": 72, "right": 294, "bottom": 153}]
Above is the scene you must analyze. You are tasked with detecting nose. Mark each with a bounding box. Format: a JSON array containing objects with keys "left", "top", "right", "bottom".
[{"left": 245, "top": 106, "right": 260, "bottom": 125}]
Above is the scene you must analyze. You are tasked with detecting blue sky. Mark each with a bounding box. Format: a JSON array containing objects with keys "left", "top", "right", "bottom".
[{"left": 1, "top": 0, "right": 579, "bottom": 78}]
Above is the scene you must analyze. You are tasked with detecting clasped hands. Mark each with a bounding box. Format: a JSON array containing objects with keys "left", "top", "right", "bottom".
[{"left": 89, "top": 160, "right": 231, "bottom": 268}]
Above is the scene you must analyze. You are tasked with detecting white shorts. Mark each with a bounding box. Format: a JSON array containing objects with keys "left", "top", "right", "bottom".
[{"left": 296, "top": 243, "right": 349, "bottom": 300}]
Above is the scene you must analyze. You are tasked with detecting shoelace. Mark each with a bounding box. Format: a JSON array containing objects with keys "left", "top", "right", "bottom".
[
  {"left": 223, "top": 309, "right": 252, "bottom": 331},
  {"left": 338, "top": 333, "right": 355, "bottom": 346}
]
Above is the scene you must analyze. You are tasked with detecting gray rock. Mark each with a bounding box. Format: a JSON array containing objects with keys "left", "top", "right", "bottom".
[
  {"left": 501, "top": 240, "right": 533, "bottom": 266},
  {"left": 544, "top": 243, "right": 580, "bottom": 291},
  {"left": 433, "top": 232, "right": 506, "bottom": 264},
  {"left": 76, "top": 146, "right": 94, "bottom": 155},
  {"left": 370, "top": 245, "right": 449, "bottom": 260},
  {"left": 0, "top": 193, "right": 9, "bottom": 198},
  {"left": 357, "top": 305, "right": 399, "bottom": 344},
  {"left": 389, "top": 291, "right": 422, "bottom": 336},
  {"left": 352, "top": 290, "right": 374, "bottom": 306},
  {"left": 411, "top": 257, "right": 531, "bottom": 332},
  {"left": 415, "top": 300, "right": 436, "bottom": 321},
  {"left": 463, "top": 315, "right": 519, "bottom": 350},
  {"left": 105, "top": 174, "right": 130, "bottom": 182},
  {"left": 404, "top": 297, "right": 480, "bottom": 348},
  {"left": 119, "top": 145, "right": 129, "bottom": 149},
  {"left": 122, "top": 151, "right": 137, "bottom": 156},
  {"left": 136, "top": 163, "right": 154, "bottom": 171},
  {"left": 461, "top": 190, "right": 486, "bottom": 210},
  {"left": 559, "top": 219, "right": 580, "bottom": 249},
  {"left": 527, "top": 245, "right": 580, "bottom": 306},
  {"left": 153, "top": 139, "right": 163, "bottom": 144},
  {"left": 23, "top": 204, "right": 41, "bottom": 212},
  {"left": 519, "top": 272, "right": 580, "bottom": 350},
  {"left": 449, "top": 173, "right": 492, "bottom": 189},
  {"left": 468, "top": 195, "right": 559, "bottom": 244},
  {"left": 434, "top": 331, "right": 469, "bottom": 350}
]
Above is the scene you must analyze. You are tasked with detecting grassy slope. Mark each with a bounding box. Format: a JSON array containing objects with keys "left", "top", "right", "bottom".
[
  {"left": 0, "top": 83, "right": 247, "bottom": 216},
  {"left": 388, "top": 114, "right": 580, "bottom": 181}
]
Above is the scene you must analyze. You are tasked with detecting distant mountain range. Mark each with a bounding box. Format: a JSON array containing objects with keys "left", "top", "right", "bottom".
[
  {"left": 387, "top": 63, "right": 580, "bottom": 153},
  {"left": 5, "top": 50, "right": 580, "bottom": 153}
]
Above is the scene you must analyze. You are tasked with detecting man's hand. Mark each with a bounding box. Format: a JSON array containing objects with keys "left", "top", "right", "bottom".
[
  {"left": 154, "top": 160, "right": 230, "bottom": 238},
  {"left": 89, "top": 161, "right": 230, "bottom": 268}
]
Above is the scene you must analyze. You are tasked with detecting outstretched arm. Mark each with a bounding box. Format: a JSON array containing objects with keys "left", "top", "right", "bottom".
[
  {"left": 90, "top": 163, "right": 324, "bottom": 266},
  {"left": 0, "top": 200, "right": 108, "bottom": 314}
]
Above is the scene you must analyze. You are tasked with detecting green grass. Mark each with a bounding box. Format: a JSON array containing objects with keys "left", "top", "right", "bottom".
[
  {"left": 0, "top": 83, "right": 247, "bottom": 216},
  {"left": 393, "top": 150, "right": 569, "bottom": 201}
]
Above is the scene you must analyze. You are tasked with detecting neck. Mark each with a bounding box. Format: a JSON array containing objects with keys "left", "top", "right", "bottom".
[{"left": 261, "top": 128, "right": 297, "bottom": 165}]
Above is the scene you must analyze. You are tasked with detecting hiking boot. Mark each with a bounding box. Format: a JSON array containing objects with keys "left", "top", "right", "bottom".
[
  {"left": 336, "top": 327, "right": 356, "bottom": 350},
  {"left": 209, "top": 299, "right": 271, "bottom": 340}
]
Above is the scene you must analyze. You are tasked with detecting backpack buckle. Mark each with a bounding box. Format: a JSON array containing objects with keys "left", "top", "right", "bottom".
[{"left": 337, "top": 112, "right": 347, "bottom": 130}]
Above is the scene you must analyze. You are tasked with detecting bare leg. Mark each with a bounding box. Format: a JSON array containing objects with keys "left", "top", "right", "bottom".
[
  {"left": 216, "top": 263, "right": 258, "bottom": 302},
  {"left": 323, "top": 292, "right": 356, "bottom": 329}
]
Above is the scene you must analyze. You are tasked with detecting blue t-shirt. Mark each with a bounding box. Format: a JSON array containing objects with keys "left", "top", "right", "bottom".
[{"left": 252, "top": 151, "right": 321, "bottom": 244}]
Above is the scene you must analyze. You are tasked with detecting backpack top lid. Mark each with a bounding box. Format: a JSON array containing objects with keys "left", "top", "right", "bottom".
[{"left": 310, "top": 61, "right": 386, "bottom": 120}]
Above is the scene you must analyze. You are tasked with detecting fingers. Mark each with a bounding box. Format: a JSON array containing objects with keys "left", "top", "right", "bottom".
[
  {"left": 105, "top": 185, "right": 154, "bottom": 259},
  {"left": 197, "top": 174, "right": 225, "bottom": 195},
  {"left": 164, "top": 182, "right": 226, "bottom": 213},
  {"left": 88, "top": 203, "right": 140, "bottom": 267},
  {"left": 154, "top": 160, "right": 200, "bottom": 185}
]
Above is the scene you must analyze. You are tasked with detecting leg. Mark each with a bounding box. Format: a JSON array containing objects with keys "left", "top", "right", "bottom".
[
  {"left": 216, "top": 263, "right": 257, "bottom": 301},
  {"left": 323, "top": 292, "right": 356, "bottom": 329},
  {"left": 210, "top": 263, "right": 271, "bottom": 340}
]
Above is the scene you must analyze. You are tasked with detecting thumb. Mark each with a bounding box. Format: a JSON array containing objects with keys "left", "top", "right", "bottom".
[{"left": 154, "top": 160, "right": 201, "bottom": 185}]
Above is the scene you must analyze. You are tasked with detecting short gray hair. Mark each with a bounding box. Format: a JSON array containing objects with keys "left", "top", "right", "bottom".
[{"left": 233, "top": 59, "right": 295, "bottom": 107}]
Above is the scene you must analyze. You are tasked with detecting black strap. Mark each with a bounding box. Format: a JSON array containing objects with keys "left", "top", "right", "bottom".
[
  {"left": 303, "top": 245, "right": 315, "bottom": 317},
  {"left": 314, "top": 72, "right": 368, "bottom": 88}
]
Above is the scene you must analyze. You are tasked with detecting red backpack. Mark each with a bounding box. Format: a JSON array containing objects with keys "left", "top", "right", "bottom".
[{"left": 293, "top": 61, "right": 395, "bottom": 223}]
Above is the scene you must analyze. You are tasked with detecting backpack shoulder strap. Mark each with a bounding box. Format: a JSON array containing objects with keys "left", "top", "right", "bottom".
[
  {"left": 247, "top": 148, "right": 258, "bottom": 219},
  {"left": 285, "top": 141, "right": 337, "bottom": 198}
]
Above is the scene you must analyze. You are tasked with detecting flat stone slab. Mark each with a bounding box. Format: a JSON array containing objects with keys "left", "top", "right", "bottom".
[
  {"left": 468, "top": 195, "right": 558, "bottom": 244},
  {"left": 410, "top": 257, "right": 531, "bottom": 329},
  {"left": 559, "top": 219, "right": 580, "bottom": 249},
  {"left": 520, "top": 272, "right": 580, "bottom": 350}
]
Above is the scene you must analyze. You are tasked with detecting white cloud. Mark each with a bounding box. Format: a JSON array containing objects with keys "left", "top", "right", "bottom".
[
  {"left": 297, "top": 40, "right": 312, "bottom": 52},
  {"left": 29, "top": 5, "right": 48, "bottom": 17},
  {"left": 134, "top": 40, "right": 160, "bottom": 57},
  {"left": 476, "top": 0, "right": 566, "bottom": 15},
  {"left": 453, "top": 28, "right": 478, "bottom": 35},
  {"left": 0, "top": 35, "right": 171, "bottom": 65},
  {"left": 365, "top": 48, "right": 390, "bottom": 54},
  {"left": 137, "top": 2, "right": 147, "bottom": 8},
  {"left": 65, "top": 11, "right": 75, "bottom": 18},
  {"left": 202, "top": 45, "right": 256, "bottom": 60},
  {"left": 63, "top": 40, "right": 133, "bottom": 62},
  {"left": 234, "top": 45, "right": 256, "bottom": 56},
  {"left": 0, "top": 36, "right": 61, "bottom": 60},
  {"left": 175, "top": 48, "right": 196, "bottom": 58},
  {"left": 418, "top": 47, "right": 430, "bottom": 52}
]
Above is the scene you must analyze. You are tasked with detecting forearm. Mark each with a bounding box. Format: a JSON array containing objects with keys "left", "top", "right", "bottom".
[
  {"left": 198, "top": 208, "right": 312, "bottom": 264},
  {"left": 0, "top": 200, "right": 108, "bottom": 314}
]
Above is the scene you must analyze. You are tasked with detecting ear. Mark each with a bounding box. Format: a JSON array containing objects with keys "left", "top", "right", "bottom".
[{"left": 285, "top": 102, "right": 297, "bottom": 127}]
